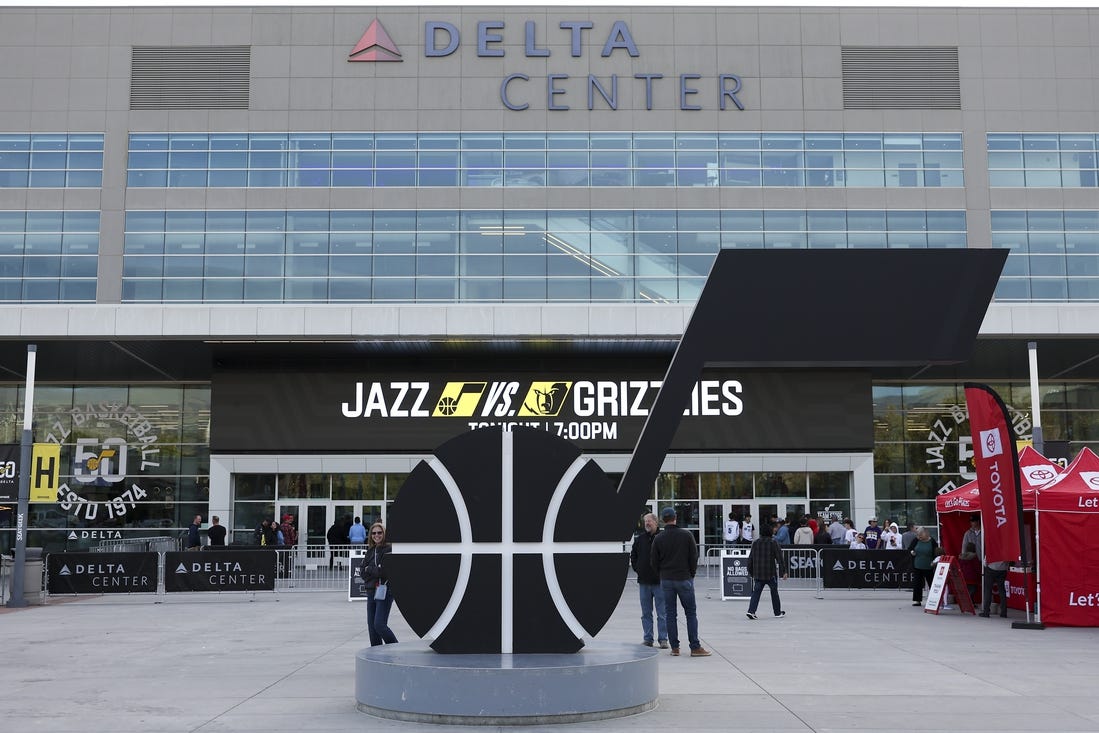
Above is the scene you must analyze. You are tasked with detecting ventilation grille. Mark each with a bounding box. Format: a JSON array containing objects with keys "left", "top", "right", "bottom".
[
  {"left": 131, "top": 46, "right": 250, "bottom": 110},
  {"left": 841, "top": 47, "right": 960, "bottom": 110}
]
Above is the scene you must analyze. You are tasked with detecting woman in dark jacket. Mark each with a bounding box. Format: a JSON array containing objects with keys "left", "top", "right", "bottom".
[
  {"left": 910, "top": 528, "right": 938, "bottom": 606},
  {"left": 360, "top": 522, "right": 398, "bottom": 645}
]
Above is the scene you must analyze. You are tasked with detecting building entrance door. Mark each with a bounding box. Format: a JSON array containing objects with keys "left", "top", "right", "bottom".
[
  {"left": 275, "top": 502, "right": 330, "bottom": 564},
  {"left": 754, "top": 501, "right": 808, "bottom": 540},
  {"left": 701, "top": 501, "right": 753, "bottom": 561}
]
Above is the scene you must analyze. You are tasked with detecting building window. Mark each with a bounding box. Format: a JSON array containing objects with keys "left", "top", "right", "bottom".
[
  {"left": 991, "top": 210, "right": 1099, "bottom": 301},
  {"left": 122, "top": 208, "right": 966, "bottom": 305},
  {"left": 0, "top": 211, "right": 99, "bottom": 302},
  {"left": 0, "top": 134, "right": 104, "bottom": 188},
  {"left": 127, "top": 132, "right": 964, "bottom": 190}
]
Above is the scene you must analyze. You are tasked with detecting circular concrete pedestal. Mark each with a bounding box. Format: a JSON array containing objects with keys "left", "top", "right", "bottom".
[{"left": 356, "top": 642, "right": 660, "bottom": 725}]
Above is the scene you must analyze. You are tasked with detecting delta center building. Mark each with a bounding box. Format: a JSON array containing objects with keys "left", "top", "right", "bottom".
[{"left": 1, "top": 4, "right": 1098, "bottom": 555}]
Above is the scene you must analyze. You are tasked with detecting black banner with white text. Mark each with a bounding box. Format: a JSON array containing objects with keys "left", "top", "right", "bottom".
[
  {"left": 820, "top": 549, "right": 915, "bottom": 589},
  {"left": 211, "top": 366, "right": 871, "bottom": 453},
  {"left": 164, "top": 550, "right": 276, "bottom": 592},
  {"left": 47, "top": 551, "right": 158, "bottom": 594}
]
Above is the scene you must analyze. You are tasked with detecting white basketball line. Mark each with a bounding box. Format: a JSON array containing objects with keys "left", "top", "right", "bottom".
[
  {"left": 422, "top": 457, "right": 474, "bottom": 641},
  {"left": 399, "top": 542, "right": 623, "bottom": 555},
  {"left": 398, "top": 434, "right": 623, "bottom": 651},
  {"left": 500, "top": 429, "right": 514, "bottom": 654},
  {"left": 542, "top": 456, "right": 599, "bottom": 642}
]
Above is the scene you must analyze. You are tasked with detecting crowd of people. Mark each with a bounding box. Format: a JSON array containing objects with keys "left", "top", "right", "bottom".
[{"left": 721, "top": 511, "right": 916, "bottom": 552}]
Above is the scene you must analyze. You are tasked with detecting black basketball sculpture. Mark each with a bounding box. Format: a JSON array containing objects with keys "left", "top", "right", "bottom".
[
  {"left": 385, "top": 249, "right": 1008, "bottom": 655},
  {"left": 385, "top": 426, "right": 633, "bottom": 654}
]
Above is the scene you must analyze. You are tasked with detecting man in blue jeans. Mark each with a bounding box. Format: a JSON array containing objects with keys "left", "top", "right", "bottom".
[
  {"left": 630, "top": 512, "right": 668, "bottom": 648},
  {"left": 745, "top": 523, "right": 788, "bottom": 620},
  {"left": 650, "top": 507, "right": 711, "bottom": 657}
]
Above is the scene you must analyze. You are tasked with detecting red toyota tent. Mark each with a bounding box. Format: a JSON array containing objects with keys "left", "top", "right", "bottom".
[
  {"left": 1035, "top": 447, "right": 1099, "bottom": 627},
  {"left": 936, "top": 446, "right": 1060, "bottom": 556}
]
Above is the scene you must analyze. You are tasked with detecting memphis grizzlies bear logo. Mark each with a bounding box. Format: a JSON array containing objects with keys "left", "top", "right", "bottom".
[{"left": 384, "top": 426, "right": 632, "bottom": 654}]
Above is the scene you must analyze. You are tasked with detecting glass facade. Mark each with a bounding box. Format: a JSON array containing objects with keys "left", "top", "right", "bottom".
[
  {"left": 0, "top": 134, "right": 104, "bottom": 188},
  {"left": 229, "top": 469, "right": 851, "bottom": 547},
  {"left": 0, "top": 211, "right": 99, "bottom": 302},
  {"left": 873, "top": 381, "right": 1099, "bottom": 529},
  {"left": 656, "top": 470, "right": 852, "bottom": 524},
  {"left": 991, "top": 210, "right": 1099, "bottom": 301},
  {"left": 0, "top": 384, "right": 210, "bottom": 554},
  {"left": 231, "top": 472, "right": 407, "bottom": 541},
  {"left": 122, "top": 209, "right": 967, "bottom": 303},
  {"left": 126, "top": 132, "right": 964, "bottom": 189},
  {"left": 988, "top": 133, "right": 1099, "bottom": 187}
]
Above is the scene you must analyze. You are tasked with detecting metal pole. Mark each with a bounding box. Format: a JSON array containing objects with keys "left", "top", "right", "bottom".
[
  {"left": 7, "top": 345, "right": 36, "bottom": 608},
  {"left": 1013, "top": 341, "right": 1045, "bottom": 629},
  {"left": 1027, "top": 341, "right": 1043, "bottom": 455}
]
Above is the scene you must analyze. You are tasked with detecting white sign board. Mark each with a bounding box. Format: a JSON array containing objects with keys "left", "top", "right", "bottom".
[{"left": 923, "top": 560, "right": 951, "bottom": 613}]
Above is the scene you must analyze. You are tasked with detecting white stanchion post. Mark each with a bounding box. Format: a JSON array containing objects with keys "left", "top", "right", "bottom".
[{"left": 7, "top": 345, "right": 36, "bottom": 608}]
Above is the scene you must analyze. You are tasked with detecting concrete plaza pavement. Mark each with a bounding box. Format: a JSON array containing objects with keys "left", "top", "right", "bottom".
[{"left": 1, "top": 579, "right": 1096, "bottom": 733}]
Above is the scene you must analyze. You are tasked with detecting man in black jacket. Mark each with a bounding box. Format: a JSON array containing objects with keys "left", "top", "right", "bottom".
[
  {"left": 746, "top": 523, "right": 788, "bottom": 620},
  {"left": 650, "top": 507, "right": 711, "bottom": 657},
  {"left": 630, "top": 513, "right": 668, "bottom": 648}
]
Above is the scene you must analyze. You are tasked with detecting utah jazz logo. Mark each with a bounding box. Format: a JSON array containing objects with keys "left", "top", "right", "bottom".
[
  {"left": 432, "top": 383, "right": 487, "bottom": 417},
  {"left": 518, "top": 382, "right": 572, "bottom": 417}
]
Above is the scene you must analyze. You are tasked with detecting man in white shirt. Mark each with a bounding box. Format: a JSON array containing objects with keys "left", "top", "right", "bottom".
[
  {"left": 739, "top": 514, "right": 755, "bottom": 544},
  {"left": 723, "top": 512, "right": 740, "bottom": 546}
]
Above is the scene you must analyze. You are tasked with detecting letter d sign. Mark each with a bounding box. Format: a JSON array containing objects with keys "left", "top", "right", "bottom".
[{"left": 30, "top": 443, "right": 60, "bottom": 502}]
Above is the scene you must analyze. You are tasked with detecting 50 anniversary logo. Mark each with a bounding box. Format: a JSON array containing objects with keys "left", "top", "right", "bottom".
[{"left": 44, "top": 403, "right": 163, "bottom": 521}]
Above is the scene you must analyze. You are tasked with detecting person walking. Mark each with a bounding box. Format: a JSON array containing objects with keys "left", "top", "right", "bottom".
[
  {"left": 360, "top": 522, "right": 398, "bottom": 646},
  {"left": 650, "top": 507, "right": 711, "bottom": 657},
  {"left": 630, "top": 513, "right": 668, "bottom": 649},
  {"left": 745, "top": 523, "right": 788, "bottom": 619},
  {"left": 186, "top": 514, "right": 202, "bottom": 550}
]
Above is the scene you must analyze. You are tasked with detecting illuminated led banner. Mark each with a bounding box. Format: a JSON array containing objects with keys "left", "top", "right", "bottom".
[{"left": 211, "top": 369, "right": 871, "bottom": 453}]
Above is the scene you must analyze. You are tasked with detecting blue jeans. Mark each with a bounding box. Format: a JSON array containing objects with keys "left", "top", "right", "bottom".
[
  {"left": 747, "top": 576, "right": 782, "bottom": 615},
  {"left": 639, "top": 583, "right": 667, "bottom": 643},
  {"left": 366, "top": 589, "right": 398, "bottom": 646},
  {"left": 660, "top": 578, "right": 700, "bottom": 651}
]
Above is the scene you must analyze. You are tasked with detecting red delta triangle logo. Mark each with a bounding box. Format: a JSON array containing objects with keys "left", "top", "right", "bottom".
[{"left": 349, "top": 19, "right": 402, "bottom": 62}]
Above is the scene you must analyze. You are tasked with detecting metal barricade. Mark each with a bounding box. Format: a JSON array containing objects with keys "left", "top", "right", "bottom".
[
  {"left": 781, "top": 546, "right": 824, "bottom": 597},
  {"left": 92, "top": 536, "right": 177, "bottom": 553},
  {"left": 272, "top": 544, "right": 357, "bottom": 592},
  {"left": 704, "top": 545, "right": 824, "bottom": 599}
]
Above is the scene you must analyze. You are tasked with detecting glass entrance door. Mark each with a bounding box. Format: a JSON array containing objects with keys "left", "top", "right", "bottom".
[
  {"left": 754, "top": 501, "right": 808, "bottom": 540},
  {"left": 274, "top": 501, "right": 325, "bottom": 568},
  {"left": 701, "top": 501, "right": 753, "bottom": 561},
  {"left": 701, "top": 501, "right": 726, "bottom": 560}
]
